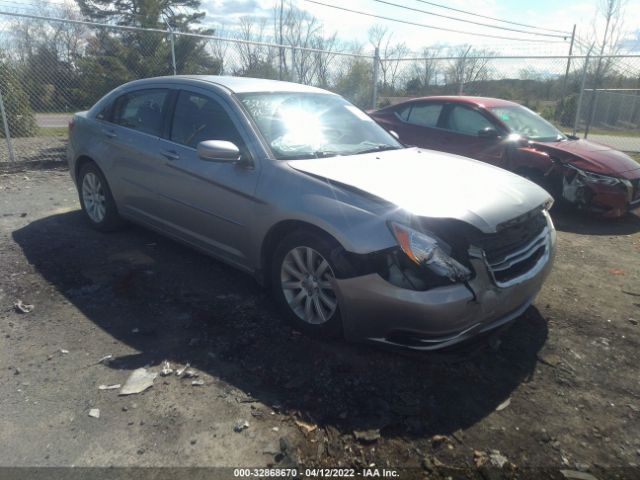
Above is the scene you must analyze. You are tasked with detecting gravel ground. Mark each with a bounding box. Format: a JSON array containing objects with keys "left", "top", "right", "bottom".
[{"left": 1, "top": 166, "right": 640, "bottom": 479}]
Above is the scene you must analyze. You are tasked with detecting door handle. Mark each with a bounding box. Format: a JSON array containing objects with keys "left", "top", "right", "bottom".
[
  {"left": 102, "top": 128, "right": 117, "bottom": 139},
  {"left": 161, "top": 149, "right": 180, "bottom": 161}
]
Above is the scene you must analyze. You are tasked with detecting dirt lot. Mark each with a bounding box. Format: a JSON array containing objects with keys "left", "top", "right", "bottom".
[{"left": 1, "top": 165, "right": 640, "bottom": 478}]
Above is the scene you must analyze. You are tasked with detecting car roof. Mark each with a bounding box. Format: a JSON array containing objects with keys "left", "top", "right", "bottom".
[
  {"left": 381, "top": 96, "right": 520, "bottom": 110},
  {"left": 123, "top": 75, "right": 335, "bottom": 95}
]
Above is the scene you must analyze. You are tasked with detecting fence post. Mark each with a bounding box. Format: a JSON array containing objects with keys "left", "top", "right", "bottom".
[
  {"left": 556, "top": 24, "right": 576, "bottom": 122},
  {"left": 372, "top": 47, "right": 379, "bottom": 110},
  {"left": 0, "top": 88, "right": 16, "bottom": 163},
  {"left": 573, "top": 51, "right": 591, "bottom": 137},
  {"left": 292, "top": 47, "right": 297, "bottom": 83},
  {"left": 164, "top": 21, "right": 177, "bottom": 75},
  {"left": 584, "top": 89, "right": 598, "bottom": 139}
]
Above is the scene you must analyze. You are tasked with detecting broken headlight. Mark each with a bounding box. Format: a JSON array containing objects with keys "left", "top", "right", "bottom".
[
  {"left": 389, "top": 222, "right": 471, "bottom": 282},
  {"left": 569, "top": 166, "right": 632, "bottom": 189}
]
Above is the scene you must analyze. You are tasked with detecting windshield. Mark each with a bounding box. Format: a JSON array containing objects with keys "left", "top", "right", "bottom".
[
  {"left": 490, "top": 105, "right": 565, "bottom": 142},
  {"left": 237, "top": 92, "right": 403, "bottom": 159}
]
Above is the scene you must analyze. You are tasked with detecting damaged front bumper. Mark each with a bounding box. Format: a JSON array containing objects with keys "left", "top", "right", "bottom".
[
  {"left": 561, "top": 166, "right": 640, "bottom": 218},
  {"left": 333, "top": 216, "right": 556, "bottom": 351}
]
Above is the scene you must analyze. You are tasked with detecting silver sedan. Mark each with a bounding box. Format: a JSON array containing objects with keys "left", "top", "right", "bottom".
[{"left": 67, "top": 75, "right": 556, "bottom": 350}]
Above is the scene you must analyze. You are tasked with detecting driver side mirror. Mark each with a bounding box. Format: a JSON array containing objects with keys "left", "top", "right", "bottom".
[
  {"left": 197, "top": 140, "right": 241, "bottom": 163},
  {"left": 477, "top": 127, "right": 499, "bottom": 139}
]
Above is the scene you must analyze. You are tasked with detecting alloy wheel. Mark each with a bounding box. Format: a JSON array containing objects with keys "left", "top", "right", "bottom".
[
  {"left": 81, "top": 172, "right": 106, "bottom": 223},
  {"left": 280, "top": 246, "right": 338, "bottom": 325}
]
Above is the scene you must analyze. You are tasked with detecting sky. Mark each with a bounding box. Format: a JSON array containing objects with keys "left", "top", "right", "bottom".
[
  {"left": 199, "top": 0, "right": 640, "bottom": 55},
  {"left": 0, "top": 0, "right": 638, "bottom": 56}
]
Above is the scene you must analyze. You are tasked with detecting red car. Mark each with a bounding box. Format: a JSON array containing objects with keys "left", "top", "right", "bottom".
[{"left": 370, "top": 96, "right": 640, "bottom": 218}]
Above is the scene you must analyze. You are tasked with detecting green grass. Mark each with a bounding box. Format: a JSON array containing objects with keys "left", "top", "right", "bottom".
[
  {"left": 627, "top": 152, "right": 640, "bottom": 163},
  {"left": 37, "top": 127, "right": 68, "bottom": 137}
]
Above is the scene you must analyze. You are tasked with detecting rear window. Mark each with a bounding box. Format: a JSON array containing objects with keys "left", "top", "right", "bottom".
[
  {"left": 396, "top": 103, "right": 443, "bottom": 128},
  {"left": 114, "top": 89, "right": 169, "bottom": 136}
]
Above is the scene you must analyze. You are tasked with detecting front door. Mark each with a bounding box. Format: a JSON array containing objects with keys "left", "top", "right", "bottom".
[
  {"left": 155, "top": 88, "right": 261, "bottom": 268},
  {"left": 438, "top": 104, "right": 507, "bottom": 167}
]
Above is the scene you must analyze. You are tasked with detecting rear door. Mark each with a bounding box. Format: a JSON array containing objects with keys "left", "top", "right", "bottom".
[
  {"left": 154, "top": 87, "right": 260, "bottom": 267},
  {"left": 437, "top": 103, "right": 507, "bottom": 166},
  {"left": 389, "top": 101, "right": 444, "bottom": 149},
  {"left": 105, "top": 87, "right": 173, "bottom": 220}
]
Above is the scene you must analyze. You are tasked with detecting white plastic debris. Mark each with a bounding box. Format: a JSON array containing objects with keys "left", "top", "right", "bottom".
[
  {"left": 60, "top": 349, "right": 69, "bottom": 355},
  {"left": 98, "top": 384, "right": 121, "bottom": 390},
  {"left": 176, "top": 363, "right": 190, "bottom": 377},
  {"left": 191, "top": 379, "right": 204, "bottom": 386},
  {"left": 14, "top": 300, "right": 34, "bottom": 314},
  {"left": 97, "top": 354, "right": 113, "bottom": 365},
  {"left": 160, "top": 360, "right": 173, "bottom": 377},
  {"left": 119, "top": 368, "right": 158, "bottom": 396},
  {"left": 495, "top": 398, "right": 511, "bottom": 411},
  {"left": 88, "top": 408, "right": 100, "bottom": 419}
]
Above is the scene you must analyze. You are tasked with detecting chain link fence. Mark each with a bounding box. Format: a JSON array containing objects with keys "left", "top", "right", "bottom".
[{"left": 0, "top": 9, "right": 639, "bottom": 166}]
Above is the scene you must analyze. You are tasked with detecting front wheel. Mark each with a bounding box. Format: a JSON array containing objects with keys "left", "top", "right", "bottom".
[{"left": 271, "top": 231, "right": 344, "bottom": 339}]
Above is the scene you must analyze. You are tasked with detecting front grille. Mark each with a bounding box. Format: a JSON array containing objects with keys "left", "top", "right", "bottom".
[
  {"left": 471, "top": 209, "right": 548, "bottom": 286},
  {"left": 474, "top": 209, "right": 546, "bottom": 264}
]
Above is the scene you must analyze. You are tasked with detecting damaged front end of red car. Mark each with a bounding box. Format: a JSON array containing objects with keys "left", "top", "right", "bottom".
[
  {"left": 558, "top": 164, "right": 640, "bottom": 218},
  {"left": 512, "top": 141, "right": 640, "bottom": 219}
]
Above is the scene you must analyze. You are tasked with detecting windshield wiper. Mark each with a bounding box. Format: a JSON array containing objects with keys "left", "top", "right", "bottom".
[
  {"left": 350, "top": 144, "right": 402, "bottom": 156},
  {"left": 279, "top": 150, "right": 339, "bottom": 160}
]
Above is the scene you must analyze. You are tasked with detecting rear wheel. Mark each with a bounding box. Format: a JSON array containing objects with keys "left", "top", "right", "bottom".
[
  {"left": 78, "top": 162, "right": 123, "bottom": 232},
  {"left": 271, "top": 231, "right": 344, "bottom": 339}
]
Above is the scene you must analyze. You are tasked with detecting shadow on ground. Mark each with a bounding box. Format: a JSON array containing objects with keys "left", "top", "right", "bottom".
[
  {"left": 551, "top": 203, "right": 640, "bottom": 235},
  {"left": 13, "top": 211, "right": 548, "bottom": 440}
]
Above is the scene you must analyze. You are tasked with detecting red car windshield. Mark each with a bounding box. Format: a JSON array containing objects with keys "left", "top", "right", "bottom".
[{"left": 490, "top": 105, "right": 565, "bottom": 142}]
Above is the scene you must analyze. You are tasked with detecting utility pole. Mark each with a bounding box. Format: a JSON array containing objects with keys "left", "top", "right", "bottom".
[
  {"left": 556, "top": 24, "right": 576, "bottom": 122},
  {"left": 372, "top": 47, "right": 380, "bottom": 110},
  {"left": 573, "top": 44, "right": 594, "bottom": 137},
  {"left": 164, "top": 18, "right": 177, "bottom": 75},
  {"left": 278, "top": 0, "right": 284, "bottom": 80}
]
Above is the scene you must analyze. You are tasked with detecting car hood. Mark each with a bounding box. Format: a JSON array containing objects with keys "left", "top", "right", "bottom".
[
  {"left": 532, "top": 138, "right": 640, "bottom": 177},
  {"left": 288, "top": 148, "right": 551, "bottom": 233}
]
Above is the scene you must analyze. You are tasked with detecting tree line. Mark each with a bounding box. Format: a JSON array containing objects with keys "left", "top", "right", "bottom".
[{"left": 0, "top": 0, "right": 638, "bottom": 138}]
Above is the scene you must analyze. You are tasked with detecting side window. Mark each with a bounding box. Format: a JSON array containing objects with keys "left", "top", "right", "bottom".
[
  {"left": 395, "top": 105, "right": 411, "bottom": 121},
  {"left": 170, "top": 91, "right": 245, "bottom": 149},
  {"left": 95, "top": 101, "right": 112, "bottom": 122},
  {"left": 446, "top": 105, "right": 494, "bottom": 136},
  {"left": 114, "top": 89, "right": 169, "bottom": 136},
  {"left": 406, "top": 103, "right": 443, "bottom": 128}
]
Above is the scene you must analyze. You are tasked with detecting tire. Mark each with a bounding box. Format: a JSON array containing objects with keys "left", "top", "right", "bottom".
[
  {"left": 270, "top": 230, "right": 346, "bottom": 339},
  {"left": 77, "top": 162, "right": 124, "bottom": 232}
]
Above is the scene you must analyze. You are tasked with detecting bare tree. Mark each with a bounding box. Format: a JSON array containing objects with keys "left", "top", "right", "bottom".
[
  {"left": 406, "top": 46, "right": 442, "bottom": 93},
  {"left": 311, "top": 31, "right": 339, "bottom": 87},
  {"left": 588, "top": 0, "right": 627, "bottom": 83},
  {"left": 585, "top": 0, "right": 628, "bottom": 135},
  {"left": 368, "top": 25, "right": 411, "bottom": 91},
  {"left": 235, "top": 16, "right": 276, "bottom": 77},
  {"left": 283, "top": 7, "right": 321, "bottom": 84},
  {"left": 446, "top": 45, "right": 494, "bottom": 94}
]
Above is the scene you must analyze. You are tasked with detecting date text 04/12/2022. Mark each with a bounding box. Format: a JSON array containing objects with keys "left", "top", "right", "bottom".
[{"left": 232, "top": 468, "right": 400, "bottom": 477}]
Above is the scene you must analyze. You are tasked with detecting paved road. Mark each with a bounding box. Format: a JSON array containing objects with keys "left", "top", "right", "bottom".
[
  {"left": 36, "top": 113, "right": 72, "bottom": 128},
  {"left": 587, "top": 134, "right": 640, "bottom": 152}
]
